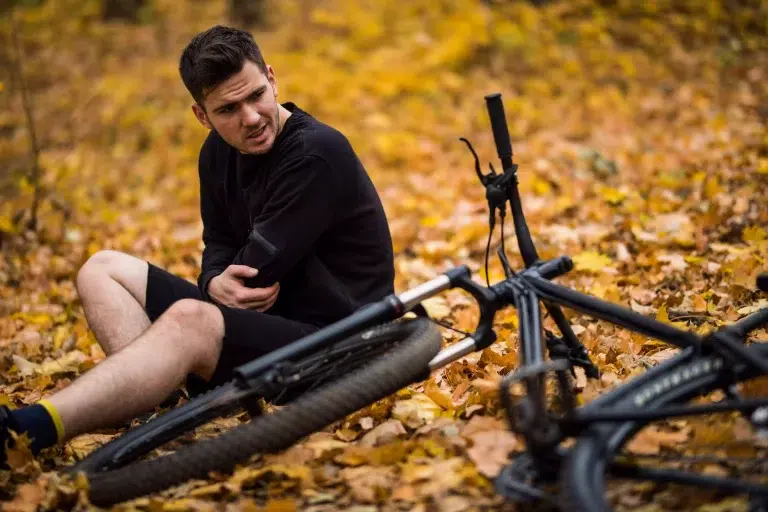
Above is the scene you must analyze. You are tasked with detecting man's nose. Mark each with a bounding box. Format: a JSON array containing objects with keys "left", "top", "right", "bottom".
[{"left": 241, "top": 104, "right": 261, "bottom": 127}]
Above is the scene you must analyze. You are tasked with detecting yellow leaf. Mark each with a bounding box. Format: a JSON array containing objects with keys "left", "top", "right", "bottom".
[
  {"left": 656, "top": 303, "right": 670, "bottom": 324},
  {"left": 11, "top": 312, "right": 53, "bottom": 327},
  {"left": 572, "top": 251, "right": 613, "bottom": 273},
  {"left": 423, "top": 379, "right": 453, "bottom": 410},
  {"left": 743, "top": 225, "right": 766, "bottom": 243},
  {"left": 18, "top": 176, "right": 34, "bottom": 195},
  {"left": 0, "top": 215, "right": 15, "bottom": 233},
  {"left": 532, "top": 177, "right": 551, "bottom": 196},
  {"left": 599, "top": 186, "right": 626, "bottom": 205},
  {"left": 758, "top": 158, "right": 768, "bottom": 175},
  {"left": 66, "top": 433, "right": 116, "bottom": 460},
  {"left": 53, "top": 326, "right": 71, "bottom": 350},
  {"left": 704, "top": 175, "right": 721, "bottom": 199},
  {"left": 420, "top": 215, "right": 441, "bottom": 228}
]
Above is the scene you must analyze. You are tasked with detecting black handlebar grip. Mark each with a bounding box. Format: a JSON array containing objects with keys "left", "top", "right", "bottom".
[
  {"left": 538, "top": 256, "right": 574, "bottom": 280},
  {"left": 758, "top": 273, "right": 768, "bottom": 292},
  {"left": 484, "top": 93, "right": 513, "bottom": 161}
]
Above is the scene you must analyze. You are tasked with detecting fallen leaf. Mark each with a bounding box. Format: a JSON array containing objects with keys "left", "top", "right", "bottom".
[
  {"left": 359, "top": 419, "right": 407, "bottom": 447},
  {"left": 66, "top": 433, "right": 116, "bottom": 460},
  {"left": 2, "top": 481, "right": 46, "bottom": 512},
  {"left": 339, "top": 465, "right": 396, "bottom": 503},
  {"left": 572, "top": 251, "right": 614, "bottom": 274},
  {"left": 626, "top": 426, "right": 690, "bottom": 455},
  {"left": 391, "top": 394, "right": 443, "bottom": 429},
  {"left": 465, "top": 428, "right": 519, "bottom": 477}
]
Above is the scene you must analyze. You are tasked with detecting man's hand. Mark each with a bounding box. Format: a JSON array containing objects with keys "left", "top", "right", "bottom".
[{"left": 207, "top": 265, "right": 280, "bottom": 312}]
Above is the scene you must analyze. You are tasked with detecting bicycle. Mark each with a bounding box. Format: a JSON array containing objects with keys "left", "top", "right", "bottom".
[{"left": 69, "top": 93, "right": 768, "bottom": 509}]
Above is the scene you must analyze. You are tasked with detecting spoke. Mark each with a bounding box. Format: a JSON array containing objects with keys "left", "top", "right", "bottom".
[
  {"left": 429, "top": 317, "right": 473, "bottom": 338},
  {"left": 304, "top": 351, "right": 353, "bottom": 393},
  {"left": 610, "top": 462, "right": 768, "bottom": 495}
]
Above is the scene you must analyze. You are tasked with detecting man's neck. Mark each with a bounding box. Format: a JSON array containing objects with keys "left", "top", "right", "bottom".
[{"left": 276, "top": 103, "right": 292, "bottom": 136}]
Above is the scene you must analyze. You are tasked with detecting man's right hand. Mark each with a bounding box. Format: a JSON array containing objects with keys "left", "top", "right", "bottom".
[{"left": 207, "top": 265, "right": 280, "bottom": 312}]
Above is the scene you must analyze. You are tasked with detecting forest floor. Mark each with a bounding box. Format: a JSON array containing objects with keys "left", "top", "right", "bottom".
[{"left": 0, "top": 1, "right": 766, "bottom": 510}]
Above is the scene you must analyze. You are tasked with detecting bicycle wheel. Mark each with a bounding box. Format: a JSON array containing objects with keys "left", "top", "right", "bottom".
[
  {"left": 80, "top": 317, "right": 442, "bottom": 506},
  {"left": 72, "top": 318, "right": 436, "bottom": 475},
  {"left": 562, "top": 343, "right": 768, "bottom": 511}
]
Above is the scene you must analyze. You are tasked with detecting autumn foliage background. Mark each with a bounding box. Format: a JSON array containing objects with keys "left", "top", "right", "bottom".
[{"left": 0, "top": 0, "right": 767, "bottom": 510}]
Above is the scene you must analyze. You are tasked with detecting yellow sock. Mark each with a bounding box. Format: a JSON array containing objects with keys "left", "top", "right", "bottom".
[{"left": 37, "top": 399, "right": 65, "bottom": 443}]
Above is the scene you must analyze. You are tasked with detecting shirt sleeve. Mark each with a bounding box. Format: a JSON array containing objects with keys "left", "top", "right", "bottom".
[
  {"left": 197, "top": 139, "right": 240, "bottom": 301},
  {"left": 233, "top": 154, "right": 337, "bottom": 288}
]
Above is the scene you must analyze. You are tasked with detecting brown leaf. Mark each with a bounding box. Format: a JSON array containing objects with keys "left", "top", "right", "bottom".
[
  {"left": 303, "top": 432, "right": 349, "bottom": 458},
  {"left": 2, "top": 482, "right": 46, "bottom": 512},
  {"left": 339, "top": 465, "right": 396, "bottom": 503},
  {"left": 461, "top": 415, "right": 506, "bottom": 438},
  {"left": 263, "top": 444, "right": 315, "bottom": 466},
  {"left": 6, "top": 432, "right": 38, "bottom": 476},
  {"left": 391, "top": 394, "right": 442, "bottom": 429},
  {"left": 464, "top": 429, "right": 519, "bottom": 477},
  {"left": 225, "top": 464, "right": 311, "bottom": 493},
  {"left": 66, "top": 433, "right": 116, "bottom": 460},
  {"left": 626, "top": 426, "right": 690, "bottom": 455},
  {"left": 435, "top": 495, "right": 472, "bottom": 512},
  {"left": 359, "top": 419, "right": 406, "bottom": 447}
]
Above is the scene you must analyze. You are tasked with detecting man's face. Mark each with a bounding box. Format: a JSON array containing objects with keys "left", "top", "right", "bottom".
[{"left": 192, "top": 60, "right": 281, "bottom": 155}]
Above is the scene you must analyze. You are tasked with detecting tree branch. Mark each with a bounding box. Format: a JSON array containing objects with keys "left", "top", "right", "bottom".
[{"left": 9, "top": 13, "right": 42, "bottom": 232}]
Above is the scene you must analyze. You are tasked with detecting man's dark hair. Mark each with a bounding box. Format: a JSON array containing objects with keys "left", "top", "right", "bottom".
[{"left": 179, "top": 25, "right": 268, "bottom": 106}]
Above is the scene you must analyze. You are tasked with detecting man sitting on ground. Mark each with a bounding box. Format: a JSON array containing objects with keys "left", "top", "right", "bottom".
[{"left": 0, "top": 24, "right": 395, "bottom": 461}]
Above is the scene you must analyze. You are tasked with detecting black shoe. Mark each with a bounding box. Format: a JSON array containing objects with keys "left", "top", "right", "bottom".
[{"left": 0, "top": 405, "right": 19, "bottom": 468}]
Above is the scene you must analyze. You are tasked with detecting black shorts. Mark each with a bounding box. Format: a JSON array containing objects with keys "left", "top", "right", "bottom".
[{"left": 145, "top": 263, "right": 320, "bottom": 395}]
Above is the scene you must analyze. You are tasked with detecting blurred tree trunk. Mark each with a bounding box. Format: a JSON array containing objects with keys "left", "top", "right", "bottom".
[
  {"left": 230, "top": 0, "right": 268, "bottom": 28},
  {"left": 103, "top": 0, "right": 145, "bottom": 22}
]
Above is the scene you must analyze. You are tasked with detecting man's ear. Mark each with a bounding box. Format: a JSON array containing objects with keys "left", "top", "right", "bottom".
[
  {"left": 192, "top": 103, "right": 213, "bottom": 129},
  {"left": 266, "top": 64, "right": 278, "bottom": 98}
]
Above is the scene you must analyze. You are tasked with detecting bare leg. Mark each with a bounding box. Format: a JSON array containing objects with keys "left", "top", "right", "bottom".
[
  {"left": 76, "top": 250, "right": 151, "bottom": 355},
  {"left": 48, "top": 299, "right": 224, "bottom": 440}
]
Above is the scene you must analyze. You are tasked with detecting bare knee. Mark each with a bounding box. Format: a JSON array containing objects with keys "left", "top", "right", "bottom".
[
  {"left": 162, "top": 299, "right": 224, "bottom": 378},
  {"left": 77, "top": 250, "right": 148, "bottom": 307}
]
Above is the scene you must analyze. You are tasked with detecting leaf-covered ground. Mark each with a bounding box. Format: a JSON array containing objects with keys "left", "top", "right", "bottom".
[{"left": 0, "top": 0, "right": 767, "bottom": 510}]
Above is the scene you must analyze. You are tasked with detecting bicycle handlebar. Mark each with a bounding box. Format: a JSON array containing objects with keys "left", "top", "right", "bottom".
[{"left": 484, "top": 93, "right": 514, "bottom": 169}]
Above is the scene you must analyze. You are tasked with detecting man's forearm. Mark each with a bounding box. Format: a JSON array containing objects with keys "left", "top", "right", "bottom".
[
  {"left": 199, "top": 242, "right": 239, "bottom": 300},
  {"left": 198, "top": 268, "right": 225, "bottom": 301}
]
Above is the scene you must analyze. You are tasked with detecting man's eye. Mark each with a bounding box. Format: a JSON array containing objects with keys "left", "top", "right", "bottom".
[{"left": 219, "top": 106, "right": 234, "bottom": 114}]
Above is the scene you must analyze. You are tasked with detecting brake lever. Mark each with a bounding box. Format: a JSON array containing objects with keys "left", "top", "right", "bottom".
[{"left": 459, "top": 137, "right": 487, "bottom": 184}]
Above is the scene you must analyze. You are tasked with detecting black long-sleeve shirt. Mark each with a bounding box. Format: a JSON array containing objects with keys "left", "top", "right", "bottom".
[{"left": 197, "top": 102, "right": 395, "bottom": 327}]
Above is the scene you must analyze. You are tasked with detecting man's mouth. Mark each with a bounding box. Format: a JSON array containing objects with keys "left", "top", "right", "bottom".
[{"left": 248, "top": 125, "right": 267, "bottom": 139}]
